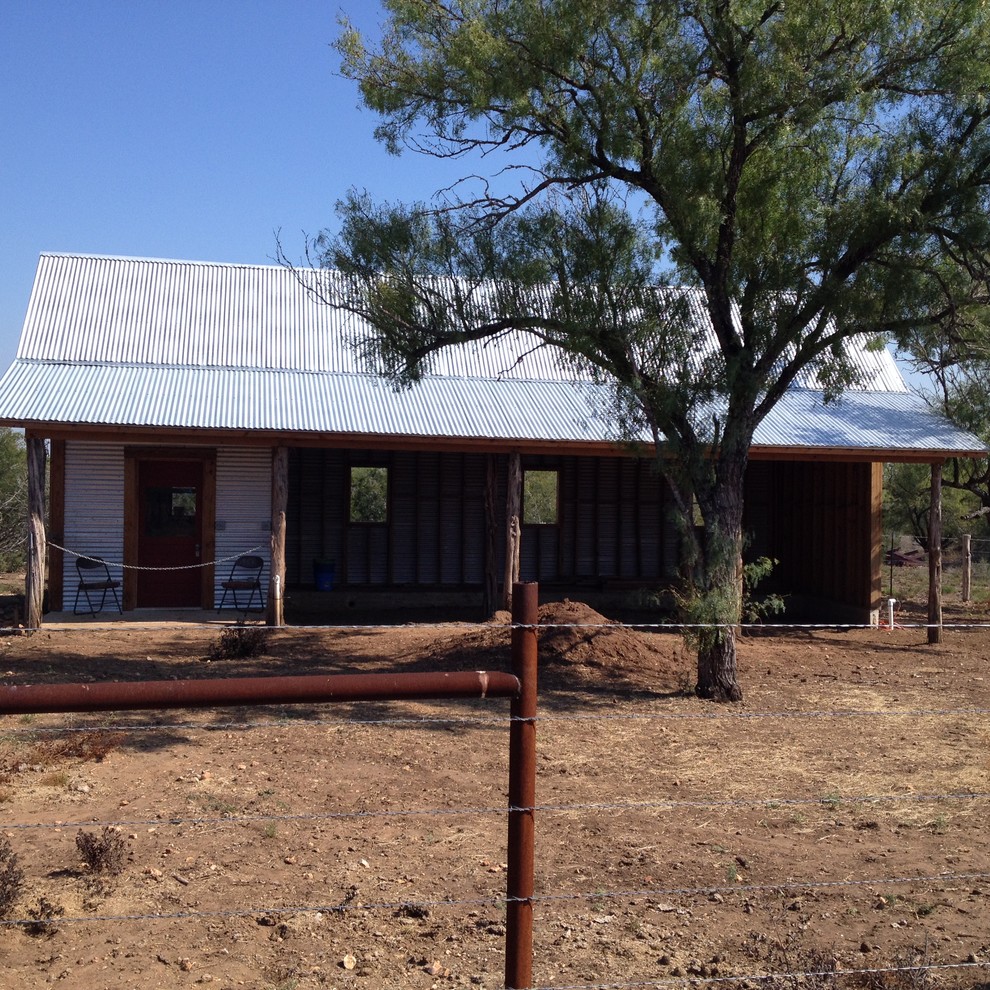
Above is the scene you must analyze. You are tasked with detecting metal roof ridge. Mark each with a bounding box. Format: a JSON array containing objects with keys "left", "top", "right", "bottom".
[
  {"left": 39, "top": 251, "right": 286, "bottom": 272},
  {"left": 782, "top": 384, "right": 912, "bottom": 396}
]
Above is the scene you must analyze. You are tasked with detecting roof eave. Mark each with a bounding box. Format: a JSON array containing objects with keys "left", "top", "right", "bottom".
[{"left": 16, "top": 420, "right": 986, "bottom": 463}]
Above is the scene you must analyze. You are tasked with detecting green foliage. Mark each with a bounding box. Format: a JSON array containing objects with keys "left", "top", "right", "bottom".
[
  {"left": 883, "top": 463, "right": 989, "bottom": 545},
  {"left": 315, "top": 0, "right": 990, "bottom": 698},
  {"left": 523, "top": 470, "right": 558, "bottom": 524},
  {"left": 897, "top": 344, "right": 990, "bottom": 523},
  {"left": 741, "top": 556, "right": 786, "bottom": 624},
  {"left": 0, "top": 428, "right": 27, "bottom": 571},
  {"left": 349, "top": 465, "right": 388, "bottom": 523}
]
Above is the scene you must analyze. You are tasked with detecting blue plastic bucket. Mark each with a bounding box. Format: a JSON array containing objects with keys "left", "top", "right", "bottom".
[{"left": 313, "top": 560, "right": 336, "bottom": 591}]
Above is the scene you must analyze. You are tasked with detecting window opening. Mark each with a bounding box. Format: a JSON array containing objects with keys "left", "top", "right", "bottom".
[
  {"left": 523, "top": 470, "right": 559, "bottom": 525},
  {"left": 349, "top": 466, "right": 389, "bottom": 523}
]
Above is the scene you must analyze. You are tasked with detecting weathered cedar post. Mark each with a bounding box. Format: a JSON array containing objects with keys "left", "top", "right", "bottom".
[
  {"left": 268, "top": 445, "right": 288, "bottom": 627},
  {"left": 25, "top": 436, "right": 47, "bottom": 630},
  {"left": 503, "top": 453, "right": 522, "bottom": 610},
  {"left": 483, "top": 456, "right": 499, "bottom": 618},
  {"left": 928, "top": 461, "right": 943, "bottom": 645},
  {"left": 961, "top": 533, "right": 972, "bottom": 603}
]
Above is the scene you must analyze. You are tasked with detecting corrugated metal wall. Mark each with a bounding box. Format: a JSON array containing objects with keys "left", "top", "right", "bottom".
[
  {"left": 214, "top": 448, "right": 272, "bottom": 603},
  {"left": 745, "top": 460, "right": 880, "bottom": 617},
  {"left": 56, "top": 439, "right": 880, "bottom": 619},
  {"left": 63, "top": 441, "right": 271, "bottom": 609},
  {"left": 287, "top": 448, "right": 674, "bottom": 590},
  {"left": 62, "top": 443, "right": 126, "bottom": 608}
]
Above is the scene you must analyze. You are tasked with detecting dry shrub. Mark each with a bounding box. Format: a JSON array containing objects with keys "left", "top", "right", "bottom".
[
  {"left": 854, "top": 947, "right": 941, "bottom": 990},
  {"left": 25, "top": 895, "right": 64, "bottom": 937},
  {"left": 0, "top": 837, "right": 24, "bottom": 917},
  {"left": 30, "top": 730, "right": 125, "bottom": 767},
  {"left": 75, "top": 826, "right": 127, "bottom": 876},
  {"left": 207, "top": 624, "right": 269, "bottom": 660}
]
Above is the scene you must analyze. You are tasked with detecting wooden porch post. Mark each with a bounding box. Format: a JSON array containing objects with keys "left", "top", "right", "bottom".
[
  {"left": 47, "top": 439, "right": 66, "bottom": 612},
  {"left": 927, "top": 461, "right": 943, "bottom": 645},
  {"left": 268, "top": 445, "right": 288, "bottom": 627},
  {"left": 961, "top": 533, "right": 972, "bottom": 603},
  {"left": 26, "top": 437, "right": 47, "bottom": 630},
  {"left": 503, "top": 453, "right": 522, "bottom": 610}
]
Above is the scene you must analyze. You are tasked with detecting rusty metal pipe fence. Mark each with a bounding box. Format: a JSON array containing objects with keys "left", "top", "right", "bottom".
[{"left": 0, "top": 585, "right": 541, "bottom": 990}]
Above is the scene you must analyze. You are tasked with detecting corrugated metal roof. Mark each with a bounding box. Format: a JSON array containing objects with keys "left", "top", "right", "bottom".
[
  {"left": 16, "top": 253, "right": 579, "bottom": 380},
  {"left": 0, "top": 360, "right": 610, "bottom": 439},
  {"left": 0, "top": 359, "right": 982, "bottom": 455},
  {"left": 0, "top": 252, "right": 983, "bottom": 456},
  {"left": 17, "top": 253, "right": 908, "bottom": 387},
  {"left": 751, "top": 389, "right": 984, "bottom": 453}
]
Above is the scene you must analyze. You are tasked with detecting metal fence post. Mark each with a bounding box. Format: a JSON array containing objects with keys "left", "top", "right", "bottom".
[{"left": 505, "top": 581, "right": 538, "bottom": 990}]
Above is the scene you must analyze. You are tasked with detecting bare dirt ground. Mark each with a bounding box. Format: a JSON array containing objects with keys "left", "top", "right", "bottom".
[{"left": 0, "top": 594, "right": 989, "bottom": 990}]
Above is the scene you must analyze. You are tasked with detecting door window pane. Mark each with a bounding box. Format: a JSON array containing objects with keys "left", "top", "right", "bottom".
[{"left": 145, "top": 486, "right": 197, "bottom": 537}]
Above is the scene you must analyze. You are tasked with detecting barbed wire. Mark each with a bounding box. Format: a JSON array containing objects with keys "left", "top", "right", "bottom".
[
  {"left": 14, "top": 618, "right": 990, "bottom": 636},
  {"left": 46, "top": 541, "right": 264, "bottom": 572},
  {"left": 0, "top": 872, "right": 986, "bottom": 930},
  {"left": 525, "top": 962, "right": 990, "bottom": 990},
  {"left": 529, "top": 871, "right": 990, "bottom": 904},
  {"left": 3, "top": 611, "right": 989, "bottom": 981},
  {"left": 5, "top": 789, "right": 985, "bottom": 834},
  {"left": 5, "top": 704, "right": 988, "bottom": 736}
]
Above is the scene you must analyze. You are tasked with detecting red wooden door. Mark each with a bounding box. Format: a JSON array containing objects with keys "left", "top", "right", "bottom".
[{"left": 137, "top": 460, "right": 203, "bottom": 607}]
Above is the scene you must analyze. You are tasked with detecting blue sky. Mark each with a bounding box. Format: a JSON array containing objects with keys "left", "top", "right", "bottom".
[
  {"left": 0, "top": 1, "right": 471, "bottom": 370},
  {"left": 1, "top": 2, "right": 923, "bottom": 387}
]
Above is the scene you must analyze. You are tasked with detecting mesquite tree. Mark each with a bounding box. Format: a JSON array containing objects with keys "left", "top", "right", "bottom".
[
  {"left": 902, "top": 322, "right": 990, "bottom": 521},
  {"left": 311, "top": 0, "right": 990, "bottom": 701}
]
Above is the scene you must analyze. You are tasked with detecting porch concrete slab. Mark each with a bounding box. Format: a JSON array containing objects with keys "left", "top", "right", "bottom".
[{"left": 38, "top": 609, "right": 265, "bottom": 628}]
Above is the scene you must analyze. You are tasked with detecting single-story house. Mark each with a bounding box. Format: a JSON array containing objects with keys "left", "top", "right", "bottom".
[{"left": 1, "top": 253, "right": 984, "bottom": 625}]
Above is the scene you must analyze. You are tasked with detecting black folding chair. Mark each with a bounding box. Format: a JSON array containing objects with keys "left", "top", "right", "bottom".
[
  {"left": 73, "top": 556, "right": 123, "bottom": 616},
  {"left": 217, "top": 555, "right": 264, "bottom": 614}
]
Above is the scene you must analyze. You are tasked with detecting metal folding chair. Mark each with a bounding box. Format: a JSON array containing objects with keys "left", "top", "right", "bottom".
[
  {"left": 217, "top": 555, "right": 264, "bottom": 614},
  {"left": 73, "top": 556, "right": 123, "bottom": 616}
]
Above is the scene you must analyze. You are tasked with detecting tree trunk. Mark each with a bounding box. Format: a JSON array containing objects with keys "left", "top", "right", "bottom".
[
  {"left": 691, "top": 433, "right": 748, "bottom": 703},
  {"left": 696, "top": 633, "right": 742, "bottom": 702},
  {"left": 927, "top": 461, "right": 942, "bottom": 645},
  {"left": 26, "top": 437, "right": 47, "bottom": 630},
  {"left": 503, "top": 453, "right": 522, "bottom": 610}
]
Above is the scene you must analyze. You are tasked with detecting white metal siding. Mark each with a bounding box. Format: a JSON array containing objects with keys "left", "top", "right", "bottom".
[
  {"left": 63, "top": 443, "right": 126, "bottom": 606},
  {"left": 63, "top": 443, "right": 272, "bottom": 610},
  {"left": 214, "top": 448, "right": 271, "bottom": 606}
]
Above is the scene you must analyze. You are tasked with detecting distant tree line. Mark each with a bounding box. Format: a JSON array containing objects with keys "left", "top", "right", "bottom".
[{"left": 892, "top": 314, "right": 990, "bottom": 549}]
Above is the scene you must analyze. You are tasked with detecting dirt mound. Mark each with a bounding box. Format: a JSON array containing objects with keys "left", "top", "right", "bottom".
[{"left": 431, "top": 599, "right": 690, "bottom": 694}]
